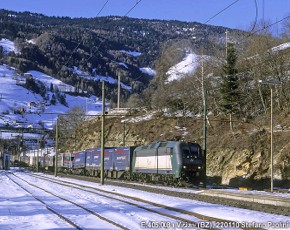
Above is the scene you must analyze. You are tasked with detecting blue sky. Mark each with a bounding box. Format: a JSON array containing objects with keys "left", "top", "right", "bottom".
[{"left": 0, "top": 0, "right": 289, "bottom": 30}]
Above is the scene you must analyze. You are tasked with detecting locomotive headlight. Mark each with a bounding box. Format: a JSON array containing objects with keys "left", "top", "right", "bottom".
[
  {"left": 183, "top": 166, "right": 187, "bottom": 169},
  {"left": 198, "top": 166, "right": 201, "bottom": 169}
]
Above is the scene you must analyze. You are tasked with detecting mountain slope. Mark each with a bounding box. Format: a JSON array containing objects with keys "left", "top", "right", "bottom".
[
  {"left": 0, "top": 9, "right": 245, "bottom": 98},
  {"left": 0, "top": 64, "right": 103, "bottom": 130}
]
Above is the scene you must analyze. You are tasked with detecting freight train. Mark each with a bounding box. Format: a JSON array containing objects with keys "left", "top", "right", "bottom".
[{"left": 22, "top": 140, "right": 204, "bottom": 186}]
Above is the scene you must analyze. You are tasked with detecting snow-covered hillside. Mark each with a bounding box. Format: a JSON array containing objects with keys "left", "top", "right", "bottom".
[
  {"left": 68, "top": 66, "right": 133, "bottom": 91},
  {"left": 0, "top": 64, "right": 105, "bottom": 131},
  {"left": 271, "top": 41, "right": 290, "bottom": 52},
  {"left": 166, "top": 50, "right": 209, "bottom": 83},
  {"left": 0, "top": 38, "right": 20, "bottom": 54}
]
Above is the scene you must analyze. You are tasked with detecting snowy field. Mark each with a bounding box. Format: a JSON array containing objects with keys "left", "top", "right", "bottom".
[{"left": 0, "top": 168, "right": 289, "bottom": 230}]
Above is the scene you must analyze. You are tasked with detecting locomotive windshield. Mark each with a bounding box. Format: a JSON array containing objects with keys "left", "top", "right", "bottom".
[{"left": 181, "top": 142, "right": 201, "bottom": 158}]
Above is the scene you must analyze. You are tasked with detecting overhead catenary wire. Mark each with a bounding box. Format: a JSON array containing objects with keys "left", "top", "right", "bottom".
[
  {"left": 54, "top": 0, "right": 111, "bottom": 77},
  {"left": 124, "top": 0, "right": 143, "bottom": 17},
  {"left": 204, "top": 0, "right": 241, "bottom": 24},
  {"left": 168, "top": 15, "right": 290, "bottom": 78},
  {"left": 248, "top": 0, "right": 258, "bottom": 34},
  {"left": 55, "top": 0, "right": 262, "bottom": 82},
  {"left": 262, "top": 0, "right": 265, "bottom": 28},
  {"left": 97, "top": 0, "right": 110, "bottom": 16},
  {"left": 165, "top": 0, "right": 251, "bottom": 77},
  {"left": 80, "top": 0, "right": 143, "bottom": 65},
  {"left": 246, "top": 15, "right": 290, "bottom": 38},
  {"left": 43, "top": 0, "right": 289, "bottom": 90},
  {"left": 123, "top": 0, "right": 243, "bottom": 82}
]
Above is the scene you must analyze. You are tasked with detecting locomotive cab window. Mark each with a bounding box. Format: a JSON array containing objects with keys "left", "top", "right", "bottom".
[
  {"left": 182, "top": 148, "right": 190, "bottom": 158},
  {"left": 149, "top": 142, "right": 158, "bottom": 149},
  {"left": 181, "top": 143, "right": 200, "bottom": 158},
  {"left": 189, "top": 143, "right": 201, "bottom": 157},
  {"left": 159, "top": 142, "right": 167, "bottom": 147},
  {"left": 141, "top": 145, "right": 148, "bottom": 150}
]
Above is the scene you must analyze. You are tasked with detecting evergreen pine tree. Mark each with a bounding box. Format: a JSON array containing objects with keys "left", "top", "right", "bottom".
[
  {"left": 50, "top": 83, "right": 54, "bottom": 92},
  {"left": 219, "top": 43, "right": 239, "bottom": 129},
  {"left": 51, "top": 94, "right": 56, "bottom": 105}
]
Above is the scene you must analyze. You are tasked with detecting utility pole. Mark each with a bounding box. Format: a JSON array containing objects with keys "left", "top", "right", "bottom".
[
  {"left": 117, "top": 75, "right": 121, "bottom": 110},
  {"left": 100, "top": 81, "right": 105, "bottom": 185},
  {"left": 54, "top": 118, "right": 58, "bottom": 177},
  {"left": 123, "top": 122, "right": 126, "bottom": 146},
  {"left": 201, "top": 56, "right": 207, "bottom": 188},
  {"left": 225, "top": 30, "right": 228, "bottom": 58},
  {"left": 258, "top": 79, "right": 281, "bottom": 192},
  {"left": 36, "top": 140, "right": 39, "bottom": 173},
  {"left": 270, "top": 87, "right": 273, "bottom": 192}
]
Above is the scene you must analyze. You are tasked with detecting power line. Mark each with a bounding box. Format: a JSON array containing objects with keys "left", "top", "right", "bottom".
[
  {"left": 204, "top": 0, "right": 240, "bottom": 24},
  {"left": 35, "top": 0, "right": 145, "bottom": 101},
  {"left": 168, "top": 15, "right": 290, "bottom": 78},
  {"left": 51, "top": 0, "right": 288, "bottom": 89},
  {"left": 125, "top": 0, "right": 143, "bottom": 17},
  {"left": 85, "top": 0, "right": 143, "bottom": 64},
  {"left": 54, "top": 0, "right": 110, "bottom": 77},
  {"left": 54, "top": 0, "right": 240, "bottom": 84},
  {"left": 248, "top": 0, "right": 258, "bottom": 34},
  {"left": 246, "top": 15, "right": 290, "bottom": 38},
  {"left": 262, "top": 0, "right": 265, "bottom": 28},
  {"left": 97, "top": 0, "right": 110, "bottom": 16},
  {"left": 163, "top": 0, "right": 250, "bottom": 77}
]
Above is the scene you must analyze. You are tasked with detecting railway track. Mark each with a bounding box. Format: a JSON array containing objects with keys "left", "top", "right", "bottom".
[
  {"left": 6, "top": 172, "right": 130, "bottom": 230},
  {"left": 5, "top": 172, "right": 81, "bottom": 230},
  {"left": 27, "top": 173, "right": 270, "bottom": 230},
  {"left": 53, "top": 172, "right": 290, "bottom": 217}
]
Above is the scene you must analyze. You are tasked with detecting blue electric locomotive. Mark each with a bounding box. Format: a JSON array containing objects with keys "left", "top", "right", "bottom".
[{"left": 131, "top": 140, "right": 203, "bottom": 185}]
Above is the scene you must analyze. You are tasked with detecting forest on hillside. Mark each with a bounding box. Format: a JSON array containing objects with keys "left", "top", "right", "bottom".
[
  {"left": 0, "top": 9, "right": 289, "bottom": 120},
  {"left": 0, "top": 9, "right": 239, "bottom": 103},
  {"left": 145, "top": 20, "right": 290, "bottom": 127}
]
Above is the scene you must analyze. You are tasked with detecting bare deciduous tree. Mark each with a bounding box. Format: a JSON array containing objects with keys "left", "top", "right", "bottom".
[{"left": 57, "top": 106, "right": 86, "bottom": 151}]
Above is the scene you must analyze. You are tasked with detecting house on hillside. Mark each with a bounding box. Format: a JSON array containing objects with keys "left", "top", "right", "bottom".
[
  {"left": 27, "top": 101, "right": 37, "bottom": 107},
  {"left": 24, "top": 73, "right": 33, "bottom": 79}
]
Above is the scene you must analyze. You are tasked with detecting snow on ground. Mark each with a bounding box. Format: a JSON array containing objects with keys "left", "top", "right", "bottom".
[
  {"left": 118, "top": 62, "right": 129, "bottom": 69},
  {"left": 271, "top": 41, "right": 290, "bottom": 52},
  {"left": 0, "top": 38, "right": 20, "bottom": 54},
  {"left": 0, "top": 64, "right": 107, "bottom": 130},
  {"left": 0, "top": 168, "right": 289, "bottom": 230},
  {"left": 120, "top": 50, "right": 142, "bottom": 57},
  {"left": 0, "top": 172, "right": 71, "bottom": 229},
  {"left": 68, "top": 66, "right": 132, "bottom": 91},
  {"left": 166, "top": 51, "right": 201, "bottom": 83},
  {"left": 121, "top": 112, "right": 155, "bottom": 123},
  {"left": 139, "top": 67, "right": 156, "bottom": 76},
  {"left": 27, "top": 39, "right": 36, "bottom": 44},
  {"left": 166, "top": 51, "right": 210, "bottom": 83},
  {"left": 26, "top": 70, "right": 75, "bottom": 92},
  {"left": 214, "top": 188, "right": 290, "bottom": 199}
]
